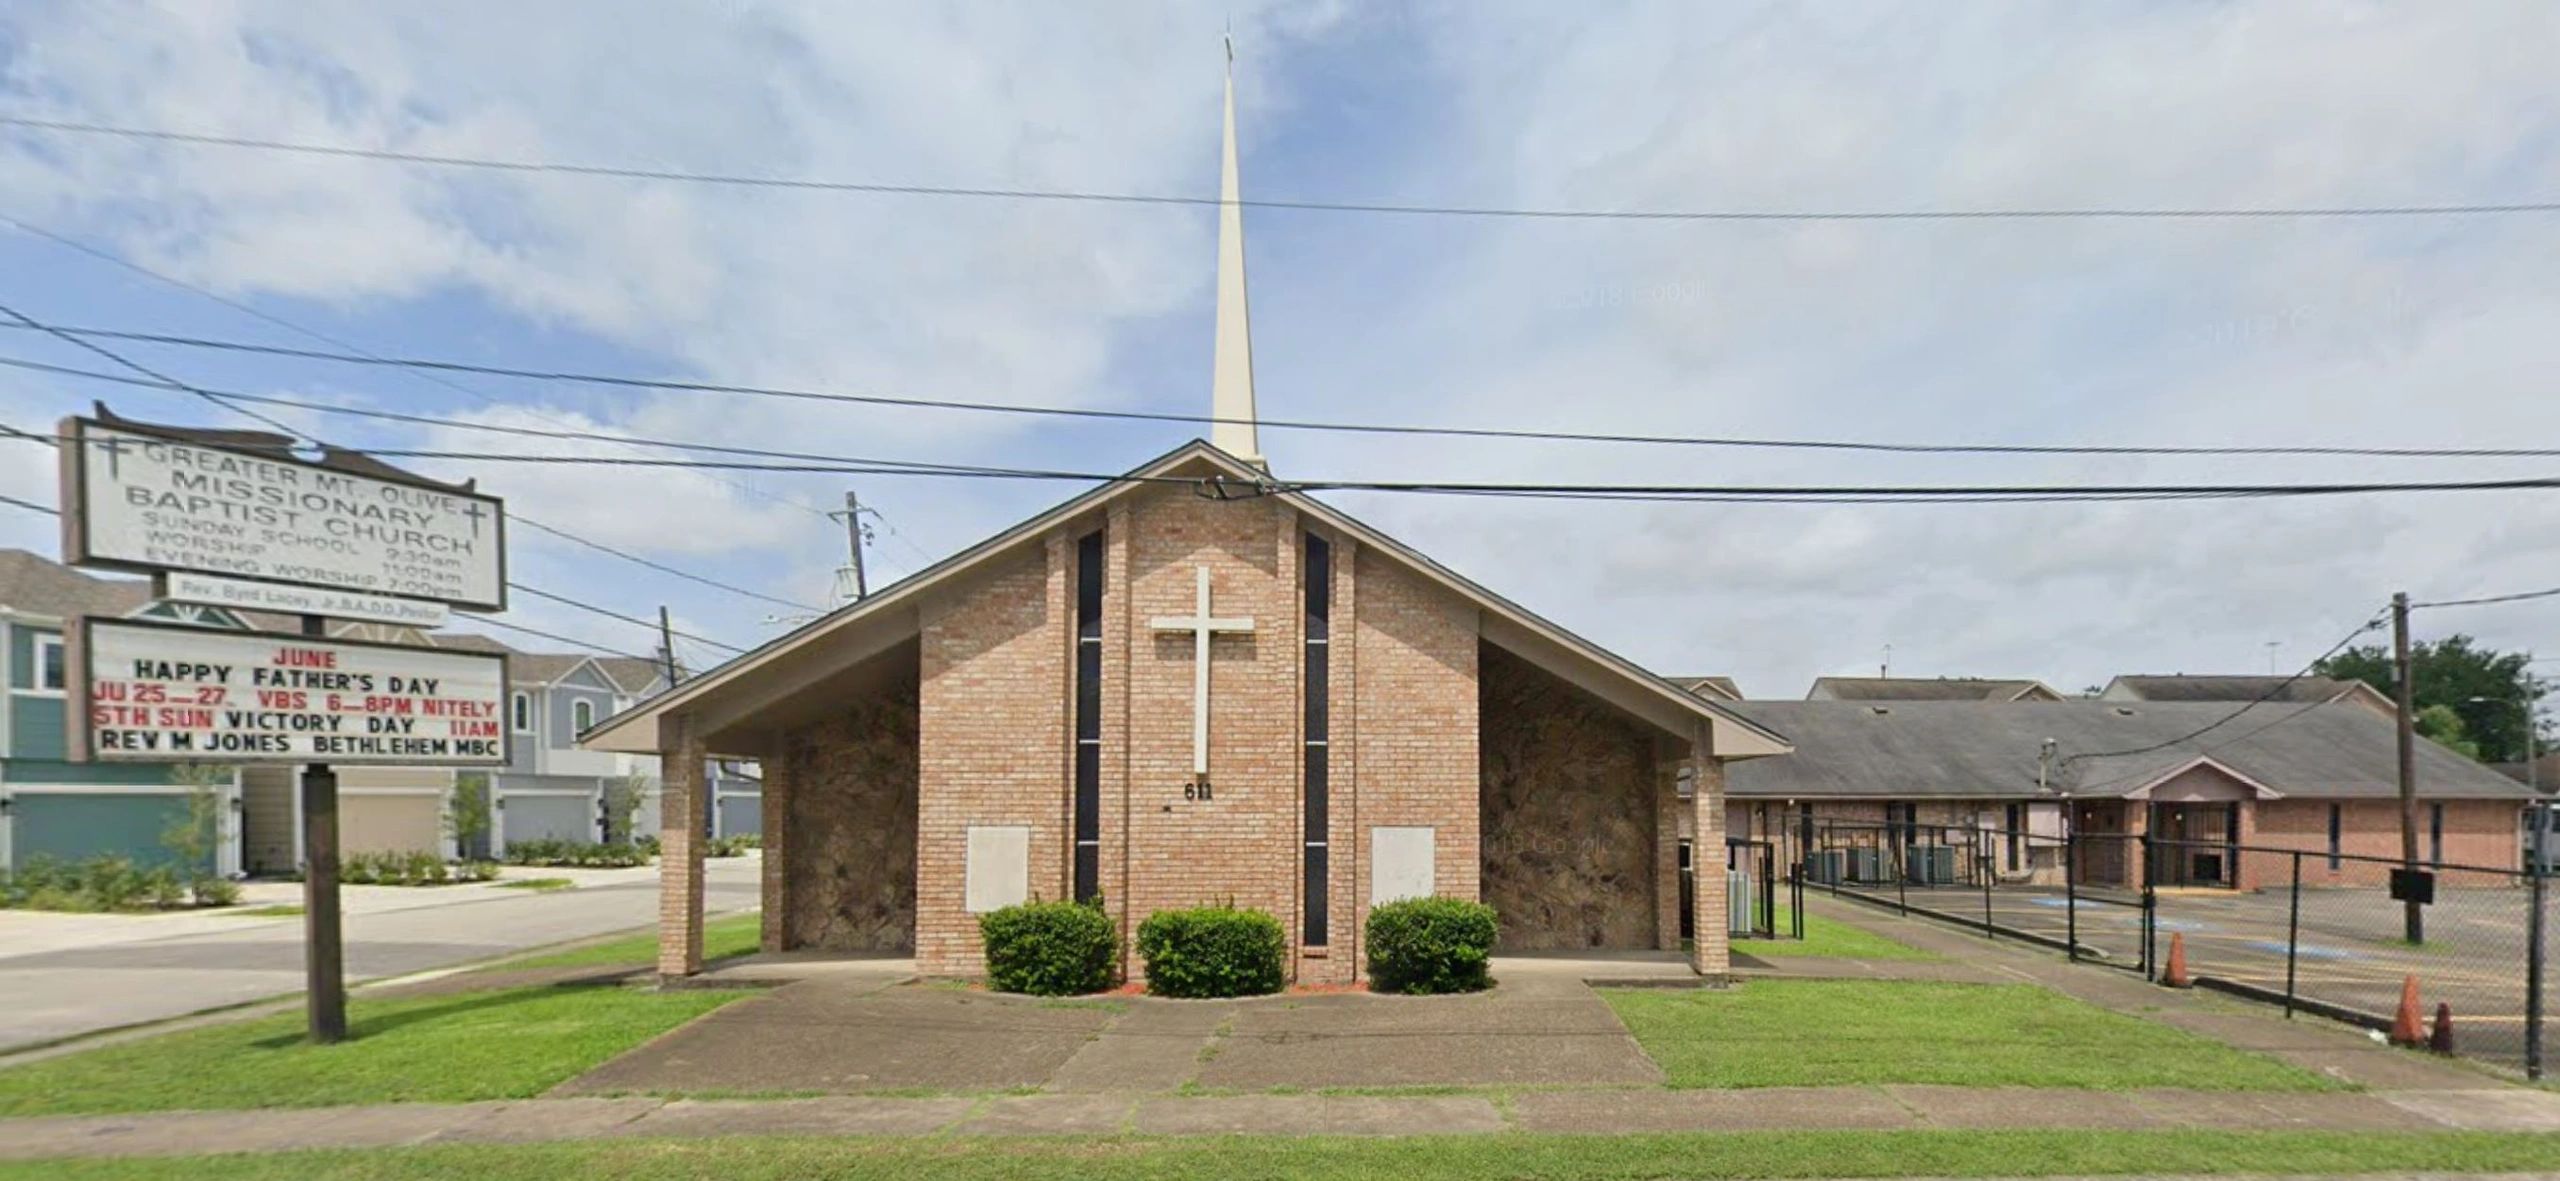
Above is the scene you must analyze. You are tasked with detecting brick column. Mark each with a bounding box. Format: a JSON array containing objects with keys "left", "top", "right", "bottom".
[
  {"left": 760, "top": 740, "right": 791, "bottom": 953},
  {"left": 1688, "top": 723, "right": 1729, "bottom": 978},
  {"left": 1104, "top": 503, "right": 1134, "bottom": 978},
  {"left": 1332, "top": 535, "right": 1360, "bottom": 981},
  {"left": 1654, "top": 755, "right": 1683, "bottom": 951},
  {"left": 657, "top": 715, "right": 707, "bottom": 981}
]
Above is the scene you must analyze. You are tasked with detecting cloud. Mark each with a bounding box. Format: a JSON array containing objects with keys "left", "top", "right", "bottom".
[{"left": 5, "top": 2, "right": 2560, "bottom": 697}]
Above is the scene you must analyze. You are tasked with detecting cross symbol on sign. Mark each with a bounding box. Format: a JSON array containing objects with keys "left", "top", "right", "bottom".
[
  {"left": 93, "top": 434, "right": 130, "bottom": 480},
  {"left": 1149, "top": 565, "right": 1255, "bottom": 778},
  {"left": 461, "top": 501, "right": 487, "bottom": 537}
]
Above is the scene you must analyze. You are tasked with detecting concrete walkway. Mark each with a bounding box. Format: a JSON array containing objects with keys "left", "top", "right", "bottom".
[{"left": 7, "top": 1082, "right": 2559, "bottom": 1160}]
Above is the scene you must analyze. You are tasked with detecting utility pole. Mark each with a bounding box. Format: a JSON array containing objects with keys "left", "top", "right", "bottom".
[
  {"left": 831, "top": 491, "right": 869, "bottom": 605},
  {"left": 2393, "top": 591, "right": 2423, "bottom": 944},
  {"left": 658, "top": 605, "right": 680, "bottom": 686}
]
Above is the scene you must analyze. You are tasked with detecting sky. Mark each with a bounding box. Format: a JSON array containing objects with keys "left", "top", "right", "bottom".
[{"left": 3, "top": 1, "right": 2559, "bottom": 699}]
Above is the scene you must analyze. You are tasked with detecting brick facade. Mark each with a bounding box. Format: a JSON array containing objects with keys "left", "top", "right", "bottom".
[{"left": 659, "top": 472, "right": 1734, "bottom": 983}]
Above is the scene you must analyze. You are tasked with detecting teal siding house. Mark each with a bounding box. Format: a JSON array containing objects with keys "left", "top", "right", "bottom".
[{"left": 1, "top": 550, "right": 243, "bottom": 875}]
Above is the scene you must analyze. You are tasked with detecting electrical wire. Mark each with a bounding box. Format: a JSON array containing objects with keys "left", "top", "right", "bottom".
[
  {"left": 2411, "top": 586, "right": 2560, "bottom": 610},
  {"left": 2059, "top": 609, "right": 2391, "bottom": 778},
  {"left": 9, "top": 115, "right": 2559, "bottom": 223},
  {"left": 16, "top": 320, "right": 2560, "bottom": 460}
]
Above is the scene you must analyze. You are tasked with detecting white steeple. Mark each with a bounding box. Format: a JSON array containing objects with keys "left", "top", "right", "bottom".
[{"left": 1210, "top": 37, "right": 1263, "bottom": 468}]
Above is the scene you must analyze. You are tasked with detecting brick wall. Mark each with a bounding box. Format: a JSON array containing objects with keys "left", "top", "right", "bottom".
[
  {"left": 1346, "top": 544, "right": 1480, "bottom": 974},
  {"left": 916, "top": 545, "right": 1070, "bottom": 974},
  {"left": 2253, "top": 798, "right": 2524, "bottom": 888},
  {"left": 1120, "top": 486, "right": 1301, "bottom": 964},
  {"left": 1478, "top": 643, "right": 1660, "bottom": 950}
]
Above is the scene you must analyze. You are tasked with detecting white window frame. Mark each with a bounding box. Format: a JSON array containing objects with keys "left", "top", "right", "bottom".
[
  {"left": 572, "top": 698, "right": 594, "bottom": 733},
  {"left": 512, "top": 691, "right": 533, "bottom": 733},
  {"left": 28, "top": 633, "right": 67, "bottom": 695}
]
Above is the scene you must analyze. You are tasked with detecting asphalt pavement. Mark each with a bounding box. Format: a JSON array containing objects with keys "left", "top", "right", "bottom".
[{"left": 0, "top": 857, "right": 760, "bottom": 1052}]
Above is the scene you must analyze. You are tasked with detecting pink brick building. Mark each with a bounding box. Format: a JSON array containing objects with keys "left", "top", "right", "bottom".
[{"left": 584, "top": 441, "right": 1791, "bottom": 985}]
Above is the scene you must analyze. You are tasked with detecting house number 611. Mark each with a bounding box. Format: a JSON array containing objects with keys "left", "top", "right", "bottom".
[{"left": 1183, "top": 779, "right": 1215, "bottom": 802}]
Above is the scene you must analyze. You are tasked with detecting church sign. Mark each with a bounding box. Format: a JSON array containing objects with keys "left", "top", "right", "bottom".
[
  {"left": 59, "top": 416, "right": 507, "bottom": 612},
  {"left": 66, "top": 618, "right": 509, "bottom": 765}
]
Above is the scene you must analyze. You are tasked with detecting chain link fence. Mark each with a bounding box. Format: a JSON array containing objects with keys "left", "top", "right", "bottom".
[{"left": 1803, "top": 819, "right": 2548, "bottom": 1079}]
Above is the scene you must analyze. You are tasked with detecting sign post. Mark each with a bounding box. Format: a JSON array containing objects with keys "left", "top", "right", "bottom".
[{"left": 56, "top": 410, "right": 507, "bottom": 1045}]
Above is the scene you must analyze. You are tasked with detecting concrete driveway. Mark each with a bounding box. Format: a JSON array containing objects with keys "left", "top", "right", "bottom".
[{"left": 0, "top": 856, "right": 761, "bottom": 1052}]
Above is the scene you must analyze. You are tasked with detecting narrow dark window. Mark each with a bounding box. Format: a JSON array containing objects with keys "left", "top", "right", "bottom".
[
  {"left": 1072, "top": 530, "right": 1104, "bottom": 904},
  {"left": 2005, "top": 803, "right": 2025, "bottom": 872},
  {"left": 1302, "top": 534, "right": 1332, "bottom": 945},
  {"left": 2429, "top": 802, "right": 2444, "bottom": 867},
  {"left": 2327, "top": 804, "right": 2342, "bottom": 870}
]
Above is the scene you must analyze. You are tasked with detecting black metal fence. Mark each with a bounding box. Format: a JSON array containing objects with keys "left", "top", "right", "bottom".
[
  {"left": 1680, "top": 837, "right": 1803, "bottom": 942},
  {"left": 1803, "top": 820, "right": 2548, "bottom": 1079}
]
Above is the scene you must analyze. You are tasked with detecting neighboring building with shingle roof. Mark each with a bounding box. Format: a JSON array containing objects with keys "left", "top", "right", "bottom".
[
  {"left": 1667, "top": 675, "right": 1743, "bottom": 702},
  {"left": 1716, "top": 699, "right": 2534, "bottom": 894},
  {"left": 2099, "top": 674, "right": 2395, "bottom": 718},
  {"left": 1805, "top": 676, "right": 2064, "bottom": 702}
]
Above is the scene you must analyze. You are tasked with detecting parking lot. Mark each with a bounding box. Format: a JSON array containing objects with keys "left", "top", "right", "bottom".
[{"left": 1822, "top": 877, "right": 2550, "bottom": 1072}]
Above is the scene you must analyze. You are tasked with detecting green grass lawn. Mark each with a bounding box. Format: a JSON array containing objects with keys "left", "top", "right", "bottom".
[
  {"left": 6, "top": 1131, "right": 2556, "bottom": 1181},
  {"left": 0, "top": 984, "right": 748, "bottom": 1116},
  {"left": 504, "top": 912, "right": 763, "bottom": 970},
  {"left": 215, "top": 904, "right": 303, "bottom": 917},
  {"left": 1734, "top": 913, "right": 1939, "bottom": 960},
  {"left": 495, "top": 878, "right": 576, "bottom": 892},
  {"left": 1603, "top": 980, "right": 2332, "bottom": 1090}
]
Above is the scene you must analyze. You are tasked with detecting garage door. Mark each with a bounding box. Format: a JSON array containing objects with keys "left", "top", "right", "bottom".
[
  {"left": 342, "top": 793, "right": 448, "bottom": 858},
  {"left": 717, "top": 791, "right": 761, "bottom": 838},
  {"left": 7, "top": 790, "right": 196, "bottom": 868},
  {"left": 501, "top": 792, "right": 596, "bottom": 847}
]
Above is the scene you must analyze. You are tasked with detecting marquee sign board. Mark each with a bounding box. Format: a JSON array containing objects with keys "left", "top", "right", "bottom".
[
  {"left": 67, "top": 617, "right": 509, "bottom": 765},
  {"left": 160, "top": 571, "right": 452, "bottom": 629},
  {"left": 60, "top": 416, "right": 507, "bottom": 612}
]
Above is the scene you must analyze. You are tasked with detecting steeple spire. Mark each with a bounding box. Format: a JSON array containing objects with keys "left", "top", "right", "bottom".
[{"left": 1210, "top": 35, "right": 1263, "bottom": 468}]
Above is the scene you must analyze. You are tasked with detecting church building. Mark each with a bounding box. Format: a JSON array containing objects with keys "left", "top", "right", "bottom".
[{"left": 581, "top": 60, "right": 1789, "bottom": 985}]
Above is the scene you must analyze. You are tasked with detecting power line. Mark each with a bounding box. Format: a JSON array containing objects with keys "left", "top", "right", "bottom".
[
  {"left": 0, "top": 431, "right": 757, "bottom": 650},
  {"left": 467, "top": 615, "right": 663, "bottom": 664},
  {"left": 16, "top": 415, "right": 2560, "bottom": 505},
  {"left": 2411, "top": 586, "right": 2560, "bottom": 610},
  {"left": 0, "top": 211, "right": 836, "bottom": 523},
  {"left": 507, "top": 582, "right": 744, "bottom": 653},
  {"left": 19, "top": 320, "right": 2560, "bottom": 461},
  {"left": 2060, "top": 609, "right": 2390, "bottom": 777},
  {"left": 509, "top": 516, "right": 819, "bottom": 613},
  {"left": 0, "top": 317, "right": 829, "bottom": 614},
  {"left": 8, "top": 115, "right": 2558, "bottom": 223}
]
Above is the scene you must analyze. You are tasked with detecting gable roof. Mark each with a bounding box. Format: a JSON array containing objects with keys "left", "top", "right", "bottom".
[
  {"left": 1724, "top": 700, "right": 2536, "bottom": 801},
  {"left": 1669, "top": 675, "right": 1744, "bottom": 702},
  {"left": 1807, "top": 676, "right": 2062, "bottom": 702},
  {"left": 0, "top": 548, "right": 154, "bottom": 620},
  {"left": 584, "top": 440, "right": 1789, "bottom": 758},
  {"left": 2100, "top": 674, "right": 2394, "bottom": 715},
  {"left": 597, "top": 656, "right": 670, "bottom": 695}
]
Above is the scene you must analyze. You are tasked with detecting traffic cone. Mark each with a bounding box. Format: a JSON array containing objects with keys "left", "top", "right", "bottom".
[
  {"left": 2428, "top": 1003, "right": 2456, "bottom": 1055},
  {"left": 2162, "top": 932, "right": 2191, "bottom": 988},
  {"left": 2389, "top": 975, "right": 2426, "bottom": 1047}
]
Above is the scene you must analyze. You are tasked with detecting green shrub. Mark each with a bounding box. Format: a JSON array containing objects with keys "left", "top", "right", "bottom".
[
  {"left": 706, "top": 835, "right": 757, "bottom": 858},
  {"left": 502, "top": 839, "right": 648, "bottom": 868},
  {"left": 1365, "top": 897, "right": 1498, "bottom": 994},
  {"left": 980, "top": 898, "right": 1118, "bottom": 996},
  {"left": 335, "top": 850, "right": 484, "bottom": 887},
  {"left": 1136, "top": 904, "right": 1285, "bottom": 998},
  {"left": 0, "top": 854, "right": 226, "bottom": 912}
]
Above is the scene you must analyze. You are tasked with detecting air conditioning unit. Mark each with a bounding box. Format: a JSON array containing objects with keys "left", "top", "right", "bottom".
[
  {"left": 1907, "top": 846, "right": 1956, "bottom": 885},
  {"left": 1807, "top": 850, "right": 1845, "bottom": 885},
  {"left": 1847, "top": 847, "right": 1883, "bottom": 883}
]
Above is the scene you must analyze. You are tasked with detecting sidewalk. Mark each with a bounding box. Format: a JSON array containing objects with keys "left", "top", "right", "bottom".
[{"left": 6, "top": 1081, "right": 2559, "bottom": 1159}]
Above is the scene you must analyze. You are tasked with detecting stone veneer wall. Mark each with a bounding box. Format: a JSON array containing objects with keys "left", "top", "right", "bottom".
[
  {"left": 1478, "top": 643, "right": 1660, "bottom": 950},
  {"left": 777, "top": 664, "right": 921, "bottom": 952}
]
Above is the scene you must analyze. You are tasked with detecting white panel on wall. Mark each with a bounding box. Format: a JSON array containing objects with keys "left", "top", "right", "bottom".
[
  {"left": 965, "top": 825, "right": 1031, "bottom": 913},
  {"left": 2026, "top": 803, "right": 2065, "bottom": 839},
  {"left": 1371, "top": 825, "right": 1436, "bottom": 904}
]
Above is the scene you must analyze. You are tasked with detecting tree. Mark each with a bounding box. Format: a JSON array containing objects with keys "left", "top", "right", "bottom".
[
  {"left": 160, "top": 763, "right": 241, "bottom": 906},
  {"left": 446, "top": 773, "right": 493, "bottom": 859},
  {"left": 2414, "top": 704, "right": 2480, "bottom": 759},
  {"left": 601, "top": 773, "right": 652, "bottom": 846},
  {"left": 2318, "top": 633, "right": 2543, "bottom": 763}
]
